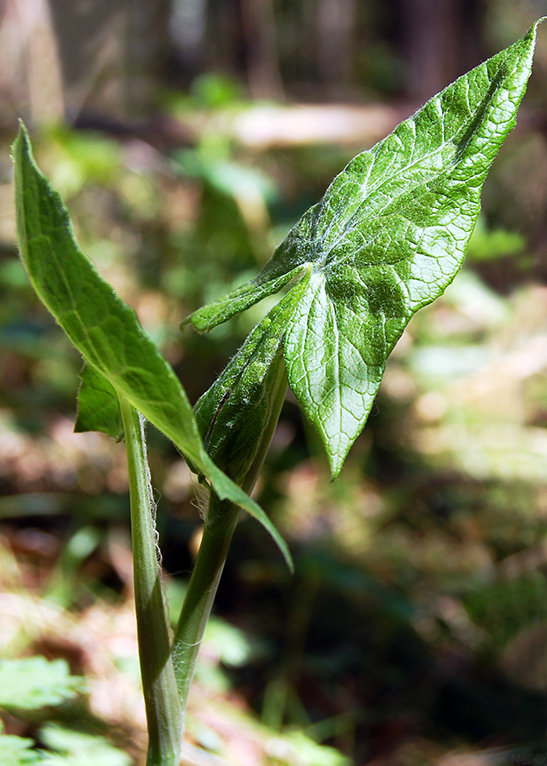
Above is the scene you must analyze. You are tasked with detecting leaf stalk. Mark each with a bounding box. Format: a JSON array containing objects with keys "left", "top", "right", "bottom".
[
  {"left": 174, "top": 364, "right": 289, "bottom": 726},
  {"left": 173, "top": 495, "right": 241, "bottom": 715},
  {"left": 119, "top": 397, "right": 182, "bottom": 766}
]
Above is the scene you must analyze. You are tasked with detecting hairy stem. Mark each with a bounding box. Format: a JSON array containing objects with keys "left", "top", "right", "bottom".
[
  {"left": 173, "top": 496, "right": 241, "bottom": 715},
  {"left": 174, "top": 365, "right": 289, "bottom": 725},
  {"left": 119, "top": 397, "right": 182, "bottom": 766}
]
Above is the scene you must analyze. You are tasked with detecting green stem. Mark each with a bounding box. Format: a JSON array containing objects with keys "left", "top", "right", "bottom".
[
  {"left": 119, "top": 397, "right": 182, "bottom": 766},
  {"left": 173, "top": 496, "right": 241, "bottom": 714},
  {"left": 173, "top": 367, "right": 289, "bottom": 722}
]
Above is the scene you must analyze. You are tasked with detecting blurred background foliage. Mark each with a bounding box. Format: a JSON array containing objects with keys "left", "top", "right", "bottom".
[{"left": 1, "top": 0, "right": 547, "bottom": 764}]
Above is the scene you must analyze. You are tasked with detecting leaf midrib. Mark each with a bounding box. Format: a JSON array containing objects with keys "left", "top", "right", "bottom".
[{"left": 314, "top": 51, "right": 513, "bottom": 273}]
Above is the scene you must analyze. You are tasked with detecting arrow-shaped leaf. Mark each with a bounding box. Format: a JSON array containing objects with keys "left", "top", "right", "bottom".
[{"left": 185, "top": 21, "right": 542, "bottom": 477}]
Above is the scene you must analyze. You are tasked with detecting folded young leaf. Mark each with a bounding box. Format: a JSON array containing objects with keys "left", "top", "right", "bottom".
[
  {"left": 184, "top": 21, "right": 542, "bottom": 478},
  {"left": 13, "top": 124, "right": 292, "bottom": 570},
  {"left": 194, "top": 269, "right": 311, "bottom": 488},
  {"left": 183, "top": 268, "right": 304, "bottom": 334}
]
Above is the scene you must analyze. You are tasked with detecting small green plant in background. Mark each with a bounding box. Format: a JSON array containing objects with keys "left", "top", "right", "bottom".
[
  {"left": 0, "top": 657, "right": 131, "bottom": 766},
  {"left": 10, "top": 20, "right": 542, "bottom": 766}
]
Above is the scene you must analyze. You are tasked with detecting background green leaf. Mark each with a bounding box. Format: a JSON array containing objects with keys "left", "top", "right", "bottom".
[
  {"left": 0, "top": 734, "right": 44, "bottom": 766},
  {"left": 0, "top": 657, "right": 84, "bottom": 712},
  {"left": 39, "top": 725, "right": 132, "bottom": 766}
]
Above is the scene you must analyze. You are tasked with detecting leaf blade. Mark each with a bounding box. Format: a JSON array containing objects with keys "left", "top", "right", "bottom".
[
  {"left": 12, "top": 124, "right": 292, "bottom": 568},
  {"left": 75, "top": 364, "right": 123, "bottom": 440},
  {"left": 13, "top": 124, "right": 205, "bottom": 465},
  {"left": 270, "top": 21, "right": 541, "bottom": 476}
]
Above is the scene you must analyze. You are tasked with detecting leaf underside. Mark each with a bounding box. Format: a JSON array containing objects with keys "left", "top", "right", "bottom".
[
  {"left": 194, "top": 268, "right": 311, "bottom": 487},
  {"left": 12, "top": 125, "right": 292, "bottom": 570},
  {"left": 75, "top": 363, "right": 124, "bottom": 440},
  {"left": 186, "top": 21, "right": 542, "bottom": 477}
]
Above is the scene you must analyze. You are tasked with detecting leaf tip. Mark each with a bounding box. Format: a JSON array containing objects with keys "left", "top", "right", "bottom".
[
  {"left": 12, "top": 119, "right": 31, "bottom": 160},
  {"left": 525, "top": 16, "right": 546, "bottom": 46},
  {"left": 274, "top": 536, "right": 295, "bottom": 573},
  {"left": 205, "top": 460, "right": 294, "bottom": 572},
  {"left": 327, "top": 452, "right": 346, "bottom": 482},
  {"left": 16, "top": 117, "right": 29, "bottom": 135},
  {"left": 180, "top": 311, "right": 207, "bottom": 334}
]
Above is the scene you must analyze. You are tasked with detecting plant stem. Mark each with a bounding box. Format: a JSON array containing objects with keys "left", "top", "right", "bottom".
[
  {"left": 173, "top": 366, "right": 289, "bottom": 723},
  {"left": 172, "top": 495, "right": 241, "bottom": 715},
  {"left": 119, "top": 397, "right": 182, "bottom": 766}
]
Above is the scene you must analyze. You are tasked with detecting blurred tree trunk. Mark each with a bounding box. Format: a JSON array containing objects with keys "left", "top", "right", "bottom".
[
  {"left": 0, "top": 0, "right": 64, "bottom": 124},
  {"left": 170, "top": 0, "right": 208, "bottom": 76},
  {"left": 397, "top": 0, "right": 483, "bottom": 102},
  {"left": 316, "top": 0, "right": 355, "bottom": 99},
  {"left": 47, "top": 0, "right": 170, "bottom": 118},
  {"left": 209, "top": 0, "right": 244, "bottom": 81},
  {"left": 124, "top": 0, "right": 171, "bottom": 114},
  {"left": 240, "top": 0, "right": 284, "bottom": 99}
]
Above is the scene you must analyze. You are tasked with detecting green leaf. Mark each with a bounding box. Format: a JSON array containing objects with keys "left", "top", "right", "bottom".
[
  {"left": 182, "top": 267, "right": 304, "bottom": 334},
  {"left": 0, "top": 657, "right": 84, "bottom": 712},
  {"left": 194, "top": 269, "right": 310, "bottom": 489},
  {"left": 280, "top": 731, "right": 352, "bottom": 766},
  {"left": 74, "top": 364, "right": 123, "bottom": 440},
  {"left": 0, "top": 734, "right": 44, "bottom": 766},
  {"left": 185, "top": 21, "right": 542, "bottom": 477},
  {"left": 39, "top": 725, "right": 131, "bottom": 766},
  {"left": 12, "top": 123, "right": 292, "bottom": 570}
]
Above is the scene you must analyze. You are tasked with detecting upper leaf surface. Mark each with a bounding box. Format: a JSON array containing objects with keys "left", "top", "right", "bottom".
[
  {"left": 13, "top": 125, "right": 292, "bottom": 569},
  {"left": 186, "top": 21, "right": 541, "bottom": 477}
]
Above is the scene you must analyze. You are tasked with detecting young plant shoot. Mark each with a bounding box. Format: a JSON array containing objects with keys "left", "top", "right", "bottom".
[{"left": 12, "top": 20, "right": 541, "bottom": 766}]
